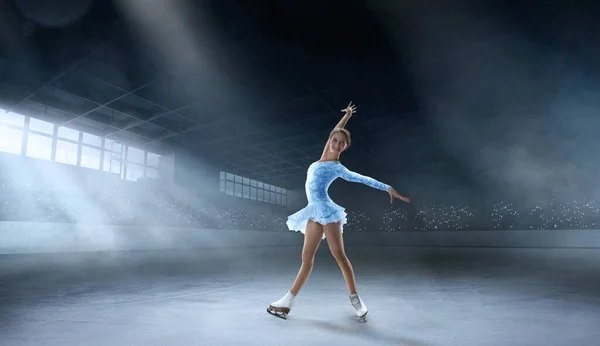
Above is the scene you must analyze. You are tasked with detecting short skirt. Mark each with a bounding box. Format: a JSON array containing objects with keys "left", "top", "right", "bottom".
[{"left": 285, "top": 200, "right": 347, "bottom": 240}]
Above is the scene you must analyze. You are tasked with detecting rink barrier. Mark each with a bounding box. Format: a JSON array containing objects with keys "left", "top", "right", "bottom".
[{"left": 1, "top": 222, "right": 600, "bottom": 254}]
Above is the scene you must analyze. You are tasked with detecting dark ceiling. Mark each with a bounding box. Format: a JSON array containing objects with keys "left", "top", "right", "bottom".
[
  {"left": 0, "top": 0, "right": 426, "bottom": 188},
  {"left": 2, "top": 0, "right": 599, "bottom": 190}
]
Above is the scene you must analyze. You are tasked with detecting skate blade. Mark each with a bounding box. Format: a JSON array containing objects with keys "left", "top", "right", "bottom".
[
  {"left": 267, "top": 306, "right": 289, "bottom": 320},
  {"left": 357, "top": 311, "right": 368, "bottom": 322}
]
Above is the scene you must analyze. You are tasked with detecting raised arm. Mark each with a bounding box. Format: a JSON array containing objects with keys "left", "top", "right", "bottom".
[
  {"left": 333, "top": 102, "right": 356, "bottom": 130},
  {"left": 320, "top": 102, "right": 357, "bottom": 159}
]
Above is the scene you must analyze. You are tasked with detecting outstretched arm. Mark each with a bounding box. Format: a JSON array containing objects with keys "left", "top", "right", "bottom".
[
  {"left": 339, "top": 165, "right": 410, "bottom": 204},
  {"left": 338, "top": 165, "right": 390, "bottom": 192},
  {"left": 320, "top": 102, "right": 357, "bottom": 159}
]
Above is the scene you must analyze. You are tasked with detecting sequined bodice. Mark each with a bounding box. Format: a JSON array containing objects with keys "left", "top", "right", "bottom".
[{"left": 304, "top": 161, "right": 390, "bottom": 203}]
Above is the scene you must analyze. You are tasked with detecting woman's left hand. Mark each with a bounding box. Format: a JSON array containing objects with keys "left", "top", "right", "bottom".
[{"left": 388, "top": 187, "right": 410, "bottom": 204}]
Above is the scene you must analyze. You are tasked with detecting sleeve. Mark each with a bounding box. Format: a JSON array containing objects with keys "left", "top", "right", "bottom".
[{"left": 338, "top": 165, "right": 391, "bottom": 192}]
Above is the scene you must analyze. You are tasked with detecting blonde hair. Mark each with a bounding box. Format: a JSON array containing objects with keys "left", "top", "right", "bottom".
[{"left": 329, "top": 128, "right": 351, "bottom": 148}]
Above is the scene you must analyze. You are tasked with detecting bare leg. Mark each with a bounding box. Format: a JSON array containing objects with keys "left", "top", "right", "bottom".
[
  {"left": 289, "top": 220, "right": 324, "bottom": 296},
  {"left": 323, "top": 222, "right": 357, "bottom": 294}
]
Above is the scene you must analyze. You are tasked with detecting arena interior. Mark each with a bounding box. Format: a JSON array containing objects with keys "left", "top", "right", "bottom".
[{"left": 2, "top": 1, "right": 600, "bottom": 345}]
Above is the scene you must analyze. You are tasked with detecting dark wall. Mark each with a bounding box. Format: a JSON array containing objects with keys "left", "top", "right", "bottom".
[{"left": 286, "top": 188, "right": 307, "bottom": 211}]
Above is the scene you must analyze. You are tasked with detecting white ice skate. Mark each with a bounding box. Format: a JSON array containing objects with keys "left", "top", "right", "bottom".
[
  {"left": 350, "top": 293, "right": 368, "bottom": 321},
  {"left": 267, "top": 291, "right": 295, "bottom": 320}
]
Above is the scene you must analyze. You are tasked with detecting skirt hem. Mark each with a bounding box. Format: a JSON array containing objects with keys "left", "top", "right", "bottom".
[{"left": 286, "top": 202, "right": 347, "bottom": 240}]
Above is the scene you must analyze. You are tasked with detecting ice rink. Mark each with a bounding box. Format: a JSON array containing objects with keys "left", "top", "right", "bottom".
[{"left": 2, "top": 225, "right": 600, "bottom": 346}]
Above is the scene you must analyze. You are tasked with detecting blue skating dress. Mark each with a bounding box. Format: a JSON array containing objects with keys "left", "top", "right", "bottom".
[{"left": 286, "top": 160, "right": 390, "bottom": 239}]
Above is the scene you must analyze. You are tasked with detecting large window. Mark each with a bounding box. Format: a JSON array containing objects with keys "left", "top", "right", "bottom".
[
  {"left": 25, "top": 118, "right": 54, "bottom": 161},
  {"left": 126, "top": 146, "right": 145, "bottom": 164},
  {"left": 0, "top": 111, "right": 25, "bottom": 127},
  {"left": 122, "top": 146, "right": 160, "bottom": 182},
  {"left": 55, "top": 140, "right": 78, "bottom": 166},
  {"left": 220, "top": 171, "right": 287, "bottom": 206},
  {"left": 81, "top": 146, "right": 101, "bottom": 170},
  {"left": 0, "top": 112, "right": 25, "bottom": 155},
  {"left": 80, "top": 131, "right": 102, "bottom": 170},
  {"left": 58, "top": 126, "right": 80, "bottom": 141},
  {"left": 103, "top": 139, "right": 123, "bottom": 175},
  {"left": 104, "top": 139, "right": 122, "bottom": 153},
  {"left": 145, "top": 151, "right": 160, "bottom": 179},
  {"left": 0, "top": 109, "right": 163, "bottom": 182},
  {"left": 28, "top": 117, "right": 54, "bottom": 135},
  {"left": 103, "top": 152, "right": 122, "bottom": 175},
  {"left": 0, "top": 126, "right": 23, "bottom": 155},
  {"left": 26, "top": 133, "right": 53, "bottom": 160},
  {"left": 56, "top": 125, "right": 79, "bottom": 166},
  {"left": 82, "top": 133, "right": 102, "bottom": 147}
]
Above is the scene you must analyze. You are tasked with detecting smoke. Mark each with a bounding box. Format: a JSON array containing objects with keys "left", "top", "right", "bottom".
[{"left": 369, "top": 0, "right": 600, "bottom": 204}]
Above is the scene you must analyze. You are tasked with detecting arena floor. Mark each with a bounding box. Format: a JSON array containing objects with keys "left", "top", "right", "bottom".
[{"left": 1, "top": 244, "right": 600, "bottom": 346}]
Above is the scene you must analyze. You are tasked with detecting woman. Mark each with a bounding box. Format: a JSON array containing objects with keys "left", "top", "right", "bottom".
[{"left": 267, "top": 102, "right": 410, "bottom": 321}]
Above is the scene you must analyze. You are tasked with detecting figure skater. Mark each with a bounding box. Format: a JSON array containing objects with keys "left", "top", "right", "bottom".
[{"left": 267, "top": 102, "right": 410, "bottom": 321}]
